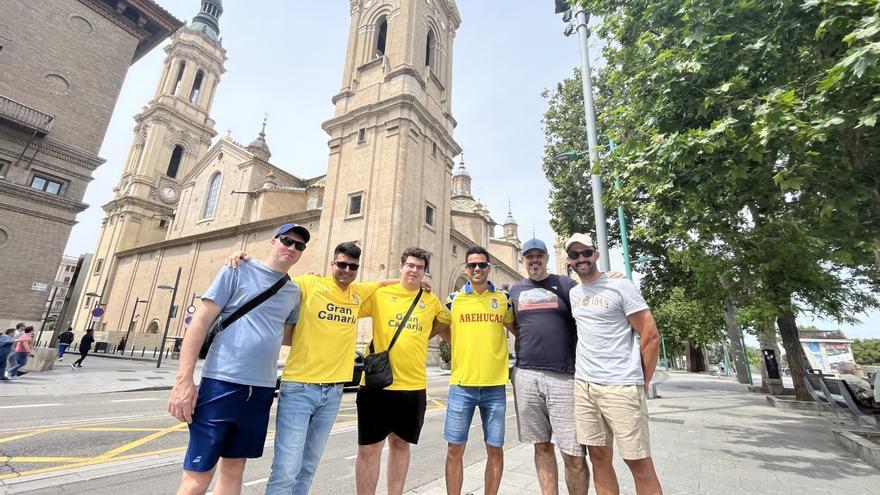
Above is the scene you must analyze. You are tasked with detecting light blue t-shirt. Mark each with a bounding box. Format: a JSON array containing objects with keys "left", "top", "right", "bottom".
[{"left": 201, "top": 260, "right": 301, "bottom": 388}]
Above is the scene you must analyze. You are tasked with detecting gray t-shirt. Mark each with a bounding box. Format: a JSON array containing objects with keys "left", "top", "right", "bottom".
[
  {"left": 201, "top": 260, "right": 301, "bottom": 388},
  {"left": 570, "top": 273, "right": 649, "bottom": 385}
]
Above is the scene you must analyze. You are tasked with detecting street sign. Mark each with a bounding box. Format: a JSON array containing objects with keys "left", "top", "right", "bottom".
[
  {"left": 91, "top": 307, "right": 105, "bottom": 318},
  {"left": 184, "top": 315, "right": 193, "bottom": 325},
  {"left": 31, "top": 282, "right": 49, "bottom": 292},
  {"left": 186, "top": 305, "right": 196, "bottom": 314}
]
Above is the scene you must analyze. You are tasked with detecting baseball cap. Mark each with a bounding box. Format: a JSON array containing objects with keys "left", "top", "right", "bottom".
[
  {"left": 522, "top": 238, "right": 548, "bottom": 254},
  {"left": 564, "top": 233, "right": 594, "bottom": 251},
  {"left": 275, "top": 223, "right": 310, "bottom": 244}
]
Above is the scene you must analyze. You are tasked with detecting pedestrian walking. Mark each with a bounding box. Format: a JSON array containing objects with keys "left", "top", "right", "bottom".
[
  {"left": 57, "top": 327, "right": 74, "bottom": 361},
  {"left": 7, "top": 326, "right": 34, "bottom": 378},
  {"left": 0, "top": 329, "right": 15, "bottom": 381},
  {"left": 72, "top": 329, "right": 94, "bottom": 368},
  {"left": 6, "top": 323, "right": 24, "bottom": 371}
]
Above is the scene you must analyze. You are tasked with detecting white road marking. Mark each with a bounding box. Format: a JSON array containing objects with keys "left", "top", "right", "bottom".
[
  {"left": 108, "top": 398, "right": 160, "bottom": 403},
  {"left": 0, "top": 403, "right": 62, "bottom": 409},
  {"left": 344, "top": 445, "right": 387, "bottom": 460},
  {"left": 243, "top": 477, "right": 268, "bottom": 487}
]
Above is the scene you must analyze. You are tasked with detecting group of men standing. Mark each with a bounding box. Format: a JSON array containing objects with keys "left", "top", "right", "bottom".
[{"left": 168, "top": 222, "right": 663, "bottom": 495}]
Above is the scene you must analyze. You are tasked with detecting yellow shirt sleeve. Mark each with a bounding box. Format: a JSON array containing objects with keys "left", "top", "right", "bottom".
[
  {"left": 292, "top": 274, "right": 316, "bottom": 298},
  {"left": 503, "top": 291, "right": 515, "bottom": 324},
  {"left": 436, "top": 293, "right": 453, "bottom": 324},
  {"left": 359, "top": 290, "right": 375, "bottom": 318}
]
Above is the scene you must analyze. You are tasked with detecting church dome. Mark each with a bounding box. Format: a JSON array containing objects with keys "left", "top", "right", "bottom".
[
  {"left": 247, "top": 117, "right": 271, "bottom": 161},
  {"left": 189, "top": 0, "right": 223, "bottom": 41}
]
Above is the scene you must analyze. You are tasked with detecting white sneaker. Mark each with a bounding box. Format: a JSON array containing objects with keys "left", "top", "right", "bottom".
[
  {"left": 70, "top": 363, "right": 76, "bottom": 370},
  {"left": 58, "top": 357, "right": 63, "bottom": 361}
]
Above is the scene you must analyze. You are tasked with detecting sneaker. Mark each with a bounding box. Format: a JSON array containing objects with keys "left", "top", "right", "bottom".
[
  {"left": 58, "top": 357, "right": 63, "bottom": 361},
  {"left": 70, "top": 363, "right": 76, "bottom": 370}
]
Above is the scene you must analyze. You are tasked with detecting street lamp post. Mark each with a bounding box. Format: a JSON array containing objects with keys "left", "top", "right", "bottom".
[
  {"left": 85, "top": 291, "right": 102, "bottom": 332},
  {"left": 124, "top": 297, "right": 148, "bottom": 353},
  {"left": 156, "top": 267, "right": 182, "bottom": 369},
  {"left": 559, "top": 5, "right": 610, "bottom": 272}
]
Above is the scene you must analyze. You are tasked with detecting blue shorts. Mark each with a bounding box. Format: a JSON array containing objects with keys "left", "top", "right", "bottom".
[
  {"left": 183, "top": 377, "right": 275, "bottom": 472},
  {"left": 443, "top": 385, "right": 507, "bottom": 447}
]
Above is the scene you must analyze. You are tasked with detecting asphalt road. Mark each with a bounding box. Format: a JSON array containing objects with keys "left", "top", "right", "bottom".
[{"left": 0, "top": 375, "right": 520, "bottom": 494}]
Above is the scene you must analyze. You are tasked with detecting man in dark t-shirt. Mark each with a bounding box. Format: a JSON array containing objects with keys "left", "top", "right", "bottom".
[{"left": 510, "top": 238, "right": 589, "bottom": 495}]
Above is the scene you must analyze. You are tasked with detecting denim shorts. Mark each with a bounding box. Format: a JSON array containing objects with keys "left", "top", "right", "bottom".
[
  {"left": 443, "top": 385, "right": 507, "bottom": 447},
  {"left": 183, "top": 377, "right": 275, "bottom": 472}
]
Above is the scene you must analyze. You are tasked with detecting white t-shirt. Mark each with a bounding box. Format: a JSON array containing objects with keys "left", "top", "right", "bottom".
[{"left": 570, "top": 273, "right": 649, "bottom": 385}]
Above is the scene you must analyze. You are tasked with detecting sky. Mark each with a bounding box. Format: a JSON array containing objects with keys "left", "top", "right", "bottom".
[{"left": 62, "top": 1, "right": 878, "bottom": 339}]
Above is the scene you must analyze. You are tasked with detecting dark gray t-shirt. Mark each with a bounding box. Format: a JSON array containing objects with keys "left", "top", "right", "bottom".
[{"left": 510, "top": 274, "right": 578, "bottom": 375}]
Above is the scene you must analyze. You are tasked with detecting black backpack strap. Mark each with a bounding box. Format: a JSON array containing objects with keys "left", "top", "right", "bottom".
[{"left": 220, "top": 273, "right": 291, "bottom": 329}]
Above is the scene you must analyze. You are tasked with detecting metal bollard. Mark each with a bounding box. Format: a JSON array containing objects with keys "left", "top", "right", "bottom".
[{"left": 647, "top": 383, "right": 660, "bottom": 399}]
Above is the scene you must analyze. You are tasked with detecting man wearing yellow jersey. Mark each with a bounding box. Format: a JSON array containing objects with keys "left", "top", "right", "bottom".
[
  {"left": 433, "top": 246, "right": 516, "bottom": 495},
  {"left": 355, "top": 247, "right": 444, "bottom": 495}
]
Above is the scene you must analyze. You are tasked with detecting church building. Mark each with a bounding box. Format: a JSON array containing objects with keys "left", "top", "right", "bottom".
[{"left": 71, "top": 0, "right": 525, "bottom": 357}]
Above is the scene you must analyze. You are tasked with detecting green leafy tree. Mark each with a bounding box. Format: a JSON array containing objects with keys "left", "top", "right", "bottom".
[
  {"left": 852, "top": 338, "right": 880, "bottom": 365},
  {"left": 543, "top": 0, "right": 880, "bottom": 400}
]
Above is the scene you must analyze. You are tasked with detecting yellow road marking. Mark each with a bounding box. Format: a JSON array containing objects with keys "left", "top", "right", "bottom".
[
  {"left": 92, "top": 422, "right": 188, "bottom": 462},
  {"left": 0, "top": 456, "right": 87, "bottom": 463},
  {"left": 71, "top": 427, "right": 177, "bottom": 433},
  {"left": 431, "top": 399, "right": 446, "bottom": 409}
]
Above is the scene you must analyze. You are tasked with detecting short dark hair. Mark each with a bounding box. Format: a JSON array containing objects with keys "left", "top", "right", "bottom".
[
  {"left": 15, "top": 322, "right": 25, "bottom": 329},
  {"left": 23, "top": 326, "right": 34, "bottom": 332},
  {"left": 401, "top": 247, "right": 430, "bottom": 271},
  {"left": 5, "top": 329, "right": 14, "bottom": 335},
  {"left": 334, "top": 242, "right": 361, "bottom": 260},
  {"left": 465, "top": 246, "right": 490, "bottom": 262}
]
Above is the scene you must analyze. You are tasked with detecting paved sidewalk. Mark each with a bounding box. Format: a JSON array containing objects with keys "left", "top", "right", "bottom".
[
  {"left": 0, "top": 355, "right": 188, "bottom": 397},
  {"left": 406, "top": 372, "right": 880, "bottom": 495}
]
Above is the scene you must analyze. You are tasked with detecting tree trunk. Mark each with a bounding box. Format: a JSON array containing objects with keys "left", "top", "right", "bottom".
[
  {"left": 723, "top": 301, "right": 751, "bottom": 383},
  {"left": 777, "top": 310, "right": 811, "bottom": 401},
  {"left": 757, "top": 318, "right": 784, "bottom": 395},
  {"left": 686, "top": 341, "right": 707, "bottom": 372}
]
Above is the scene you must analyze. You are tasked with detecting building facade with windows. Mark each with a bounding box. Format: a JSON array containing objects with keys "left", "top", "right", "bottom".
[
  {"left": 71, "top": 0, "right": 526, "bottom": 358},
  {"left": 0, "top": 0, "right": 181, "bottom": 330}
]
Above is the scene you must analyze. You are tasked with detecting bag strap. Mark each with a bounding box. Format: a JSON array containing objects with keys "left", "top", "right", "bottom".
[
  {"left": 220, "top": 273, "right": 291, "bottom": 330},
  {"left": 370, "top": 288, "right": 423, "bottom": 354}
]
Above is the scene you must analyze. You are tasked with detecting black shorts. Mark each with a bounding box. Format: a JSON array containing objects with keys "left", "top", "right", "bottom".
[{"left": 356, "top": 387, "right": 427, "bottom": 445}]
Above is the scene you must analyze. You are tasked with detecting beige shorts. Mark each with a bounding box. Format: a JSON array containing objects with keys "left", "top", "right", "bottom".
[{"left": 574, "top": 379, "right": 651, "bottom": 460}]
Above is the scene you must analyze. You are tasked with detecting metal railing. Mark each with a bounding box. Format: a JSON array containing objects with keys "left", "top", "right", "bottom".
[{"left": 0, "top": 94, "right": 55, "bottom": 136}]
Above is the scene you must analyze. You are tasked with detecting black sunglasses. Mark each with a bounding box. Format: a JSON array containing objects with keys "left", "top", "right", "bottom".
[
  {"left": 466, "top": 262, "right": 490, "bottom": 270},
  {"left": 334, "top": 261, "right": 360, "bottom": 271},
  {"left": 277, "top": 235, "right": 307, "bottom": 251},
  {"left": 567, "top": 249, "right": 596, "bottom": 260}
]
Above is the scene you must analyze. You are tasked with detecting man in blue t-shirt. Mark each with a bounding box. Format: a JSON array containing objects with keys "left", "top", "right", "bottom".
[
  {"left": 168, "top": 223, "right": 308, "bottom": 495},
  {"left": 509, "top": 238, "right": 590, "bottom": 495}
]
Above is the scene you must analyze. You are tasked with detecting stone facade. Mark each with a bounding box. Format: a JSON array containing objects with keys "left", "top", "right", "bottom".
[
  {"left": 0, "top": 0, "right": 181, "bottom": 330},
  {"left": 71, "top": 0, "right": 527, "bottom": 353}
]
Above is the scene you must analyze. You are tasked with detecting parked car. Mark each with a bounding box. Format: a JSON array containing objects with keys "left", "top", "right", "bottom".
[{"left": 275, "top": 351, "right": 365, "bottom": 396}]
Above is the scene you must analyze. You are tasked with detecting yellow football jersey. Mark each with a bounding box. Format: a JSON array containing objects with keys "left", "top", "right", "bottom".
[
  {"left": 359, "top": 284, "right": 444, "bottom": 390},
  {"left": 437, "top": 281, "right": 514, "bottom": 386},
  {"left": 282, "top": 275, "right": 378, "bottom": 383}
]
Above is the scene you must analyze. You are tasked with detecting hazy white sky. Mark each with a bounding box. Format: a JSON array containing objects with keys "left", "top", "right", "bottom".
[{"left": 63, "top": 1, "right": 877, "bottom": 339}]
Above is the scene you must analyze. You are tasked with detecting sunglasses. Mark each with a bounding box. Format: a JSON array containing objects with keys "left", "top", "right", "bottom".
[
  {"left": 334, "top": 261, "right": 360, "bottom": 271},
  {"left": 466, "top": 262, "right": 490, "bottom": 270},
  {"left": 567, "top": 249, "right": 596, "bottom": 260},
  {"left": 277, "top": 235, "right": 307, "bottom": 252}
]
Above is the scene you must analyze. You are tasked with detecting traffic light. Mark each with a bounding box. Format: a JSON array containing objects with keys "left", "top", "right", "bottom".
[{"left": 555, "top": 0, "right": 570, "bottom": 14}]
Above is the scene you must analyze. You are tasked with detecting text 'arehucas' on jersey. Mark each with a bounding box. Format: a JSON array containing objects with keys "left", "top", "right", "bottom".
[
  {"left": 359, "top": 284, "right": 444, "bottom": 391},
  {"left": 282, "top": 274, "right": 379, "bottom": 384},
  {"left": 437, "top": 281, "right": 514, "bottom": 387}
]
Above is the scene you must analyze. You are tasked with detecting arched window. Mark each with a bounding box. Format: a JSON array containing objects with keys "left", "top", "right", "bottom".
[
  {"left": 172, "top": 61, "right": 186, "bottom": 95},
  {"left": 375, "top": 17, "right": 388, "bottom": 58},
  {"left": 202, "top": 172, "right": 222, "bottom": 218},
  {"left": 425, "top": 28, "right": 436, "bottom": 70},
  {"left": 166, "top": 145, "right": 183, "bottom": 178},
  {"left": 190, "top": 70, "right": 204, "bottom": 104}
]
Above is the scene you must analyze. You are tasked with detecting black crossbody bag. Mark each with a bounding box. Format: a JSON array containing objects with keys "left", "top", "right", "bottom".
[
  {"left": 199, "top": 273, "right": 291, "bottom": 359},
  {"left": 363, "top": 288, "right": 423, "bottom": 389}
]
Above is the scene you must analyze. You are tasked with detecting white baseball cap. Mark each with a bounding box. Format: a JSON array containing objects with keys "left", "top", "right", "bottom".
[{"left": 564, "top": 233, "right": 595, "bottom": 251}]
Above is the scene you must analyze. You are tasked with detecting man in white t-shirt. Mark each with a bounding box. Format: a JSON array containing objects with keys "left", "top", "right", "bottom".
[{"left": 565, "top": 233, "right": 662, "bottom": 495}]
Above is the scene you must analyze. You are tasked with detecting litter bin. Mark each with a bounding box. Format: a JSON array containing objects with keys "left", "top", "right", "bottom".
[
  {"left": 762, "top": 349, "right": 781, "bottom": 380},
  {"left": 95, "top": 341, "right": 109, "bottom": 353}
]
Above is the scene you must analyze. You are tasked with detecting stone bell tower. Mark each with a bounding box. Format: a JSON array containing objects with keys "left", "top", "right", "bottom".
[
  {"left": 72, "top": 0, "right": 226, "bottom": 332},
  {"left": 313, "top": 0, "right": 463, "bottom": 289}
]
